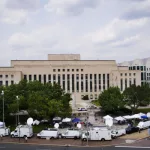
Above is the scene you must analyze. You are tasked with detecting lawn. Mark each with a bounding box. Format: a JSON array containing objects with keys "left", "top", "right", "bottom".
[{"left": 91, "top": 100, "right": 100, "bottom": 106}]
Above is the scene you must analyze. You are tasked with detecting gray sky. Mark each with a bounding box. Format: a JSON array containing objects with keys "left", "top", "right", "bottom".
[{"left": 0, "top": 0, "right": 150, "bottom": 66}]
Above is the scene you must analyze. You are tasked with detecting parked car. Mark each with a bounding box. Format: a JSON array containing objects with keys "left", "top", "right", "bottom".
[
  {"left": 126, "top": 127, "right": 139, "bottom": 134},
  {"left": 78, "top": 108, "right": 87, "bottom": 111}
]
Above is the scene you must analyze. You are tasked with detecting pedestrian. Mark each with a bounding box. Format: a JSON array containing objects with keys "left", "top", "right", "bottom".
[
  {"left": 24, "top": 136, "right": 28, "bottom": 143},
  {"left": 138, "top": 127, "right": 141, "bottom": 133},
  {"left": 0, "top": 134, "right": 3, "bottom": 141}
]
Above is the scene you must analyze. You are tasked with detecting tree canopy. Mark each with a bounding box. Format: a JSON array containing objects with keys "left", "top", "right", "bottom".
[
  {"left": 0, "top": 80, "right": 72, "bottom": 123},
  {"left": 123, "top": 84, "right": 150, "bottom": 114},
  {"left": 98, "top": 87, "right": 124, "bottom": 113}
]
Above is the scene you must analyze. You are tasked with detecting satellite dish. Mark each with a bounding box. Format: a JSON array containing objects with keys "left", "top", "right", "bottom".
[
  {"left": 77, "top": 123, "right": 81, "bottom": 129},
  {"left": 105, "top": 119, "right": 113, "bottom": 127},
  {"left": 27, "top": 117, "right": 33, "bottom": 126},
  {"left": 54, "top": 123, "right": 59, "bottom": 129}
]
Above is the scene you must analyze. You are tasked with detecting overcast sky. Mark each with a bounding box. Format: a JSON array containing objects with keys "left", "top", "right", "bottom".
[{"left": 0, "top": 0, "right": 150, "bottom": 66}]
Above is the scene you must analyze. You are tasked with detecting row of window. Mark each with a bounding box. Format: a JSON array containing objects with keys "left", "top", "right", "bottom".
[
  {"left": 0, "top": 80, "right": 14, "bottom": 86},
  {"left": 0, "top": 75, "right": 14, "bottom": 78},
  {"left": 120, "top": 73, "right": 136, "bottom": 76},
  {"left": 120, "top": 78, "right": 136, "bottom": 91},
  {"left": 147, "top": 73, "right": 150, "bottom": 76},
  {"left": 129, "top": 66, "right": 146, "bottom": 71},
  {"left": 53, "top": 69, "right": 83, "bottom": 72},
  {"left": 24, "top": 74, "right": 110, "bottom": 92}
]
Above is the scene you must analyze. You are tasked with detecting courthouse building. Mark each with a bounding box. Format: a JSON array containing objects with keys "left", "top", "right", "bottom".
[{"left": 0, "top": 54, "right": 141, "bottom": 100}]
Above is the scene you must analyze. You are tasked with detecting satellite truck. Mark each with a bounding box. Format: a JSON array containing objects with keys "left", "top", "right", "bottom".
[
  {"left": 0, "top": 122, "right": 10, "bottom": 136},
  {"left": 11, "top": 118, "right": 33, "bottom": 138},
  {"left": 82, "top": 128, "right": 112, "bottom": 141}
]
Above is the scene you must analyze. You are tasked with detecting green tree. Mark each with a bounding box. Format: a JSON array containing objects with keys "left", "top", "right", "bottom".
[
  {"left": 98, "top": 87, "right": 124, "bottom": 113},
  {"left": 123, "top": 84, "right": 150, "bottom": 114}
]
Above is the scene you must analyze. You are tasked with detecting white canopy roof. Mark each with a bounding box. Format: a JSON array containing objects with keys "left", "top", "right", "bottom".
[
  {"left": 53, "top": 117, "right": 61, "bottom": 121},
  {"left": 62, "top": 118, "right": 71, "bottom": 122},
  {"left": 103, "top": 115, "right": 113, "bottom": 120},
  {"left": 33, "top": 120, "right": 40, "bottom": 125},
  {"left": 138, "top": 113, "right": 146, "bottom": 116},
  {"left": 123, "top": 115, "right": 133, "bottom": 119},
  {"left": 147, "top": 112, "right": 150, "bottom": 118},
  {"left": 114, "top": 116, "right": 126, "bottom": 121},
  {"left": 131, "top": 114, "right": 141, "bottom": 119}
]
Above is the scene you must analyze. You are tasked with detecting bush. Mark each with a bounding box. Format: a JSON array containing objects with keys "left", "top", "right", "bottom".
[{"left": 135, "top": 108, "right": 150, "bottom": 114}]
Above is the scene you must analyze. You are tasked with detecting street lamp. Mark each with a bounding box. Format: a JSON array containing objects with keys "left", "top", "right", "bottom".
[
  {"left": 16, "top": 96, "right": 20, "bottom": 125},
  {"left": 1, "top": 91, "right": 4, "bottom": 125}
]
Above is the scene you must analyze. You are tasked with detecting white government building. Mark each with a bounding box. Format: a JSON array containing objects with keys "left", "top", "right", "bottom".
[
  {"left": 0, "top": 54, "right": 141, "bottom": 106},
  {"left": 119, "top": 57, "right": 150, "bottom": 86}
]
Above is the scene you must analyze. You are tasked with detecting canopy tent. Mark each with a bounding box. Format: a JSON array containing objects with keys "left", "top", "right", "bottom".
[
  {"left": 33, "top": 120, "right": 40, "bottom": 125},
  {"left": 139, "top": 113, "right": 146, "bottom": 117},
  {"left": 147, "top": 112, "right": 150, "bottom": 118},
  {"left": 72, "top": 118, "right": 81, "bottom": 123},
  {"left": 53, "top": 117, "right": 62, "bottom": 121},
  {"left": 103, "top": 115, "right": 113, "bottom": 120},
  {"left": 131, "top": 114, "right": 141, "bottom": 119},
  {"left": 0, "top": 122, "right": 4, "bottom": 127},
  {"left": 123, "top": 115, "right": 132, "bottom": 119},
  {"left": 62, "top": 118, "right": 71, "bottom": 122},
  {"left": 141, "top": 115, "right": 148, "bottom": 119},
  {"left": 114, "top": 116, "right": 126, "bottom": 121}
]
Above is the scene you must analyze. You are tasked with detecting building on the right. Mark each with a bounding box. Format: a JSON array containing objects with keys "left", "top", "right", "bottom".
[{"left": 119, "top": 57, "right": 150, "bottom": 86}]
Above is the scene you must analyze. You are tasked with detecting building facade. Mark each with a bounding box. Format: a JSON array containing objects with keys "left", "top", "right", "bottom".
[
  {"left": 0, "top": 54, "right": 141, "bottom": 100},
  {"left": 119, "top": 57, "right": 150, "bottom": 86}
]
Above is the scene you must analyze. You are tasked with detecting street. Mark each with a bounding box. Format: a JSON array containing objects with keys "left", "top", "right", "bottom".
[{"left": 0, "top": 143, "right": 150, "bottom": 150}]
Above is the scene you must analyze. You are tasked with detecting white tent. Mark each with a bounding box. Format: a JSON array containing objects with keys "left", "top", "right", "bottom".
[
  {"left": 131, "top": 114, "right": 141, "bottom": 119},
  {"left": 114, "top": 116, "right": 126, "bottom": 121},
  {"left": 103, "top": 115, "right": 113, "bottom": 120},
  {"left": 33, "top": 120, "right": 40, "bottom": 125},
  {"left": 147, "top": 112, "right": 150, "bottom": 118},
  {"left": 139, "top": 113, "right": 146, "bottom": 117},
  {"left": 62, "top": 118, "right": 71, "bottom": 122},
  {"left": 123, "top": 115, "right": 132, "bottom": 119},
  {"left": 53, "top": 117, "right": 61, "bottom": 121}
]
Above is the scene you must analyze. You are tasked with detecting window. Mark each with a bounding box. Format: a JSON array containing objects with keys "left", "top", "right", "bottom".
[
  {"left": 94, "top": 74, "right": 97, "bottom": 92},
  {"left": 39, "top": 75, "right": 41, "bottom": 82},
  {"left": 81, "top": 74, "right": 84, "bottom": 92},
  {"left": 120, "top": 73, "right": 123, "bottom": 76},
  {"left": 0, "top": 81, "right": 3, "bottom": 86},
  {"left": 120, "top": 79, "right": 123, "bottom": 91},
  {"left": 5, "top": 81, "right": 8, "bottom": 86},
  {"left": 90, "top": 74, "right": 92, "bottom": 92},
  {"left": 63, "top": 74, "right": 65, "bottom": 90},
  {"left": 67, "top": 69, "right": 70, "bottom": 72},
  {"left": 11, "top": 80, "right": 14, "bottom": 85},
  {"left": 67, "top": 74, "right": 70, "bottom": 91},
  {"left": 134, "top": 78, "right": 136, "bottom": 85},
  {"left": 72, "top": 74, "right": 74, "bottom": 92},
  {"left": 129, "top": 73, "right": 131, "bottom": 76},
  {"left": 76, "top": 69, "right": 79, "bottom": 72},
  {"left": 44, "top": 74, "right": 46, "bottom": 84},
  {"left": 81, "top": 69, "right": 83, "bottom": 72},
  {"left": 48, "top": 74, "right": 51, "bottom": 83},
  {"left": 85, "top": 74, "right": 88, "bottom": 92},
  {"left": 103, "top": 74, "right": 105, "bottom": 90},
  {"left": 72, "top": 69, "right": 74, "bottom": 72},
  {"left": 5, "top": 75, "right": 8, "bottom": 78},
  {"left": 125, "top": 79, "right": 127, "bottom": 89},
  {"left": 34, "top": 75, "right": 37, "bottom": 80},
  {"left": 0, "top": 75, "right": 2, "bottom": 78},
  {"left": 58, "top": 69, "right": 60, "bottom": 72},
  {"left": 11, "top": 75, "right": 14, "bottom": 78},
  {"left": 129, "top": 78, "right": 132, "bottom": 86},
  {"left": 99, "top": 74, "right": 101, "bottom": 91},
  {"left": 133, "top": 66, "right": 136, "bottom": 70},
  {"left": 24, "top": 75, "right": 27, "bottom": 80},
  {"left": 144, "top": 66, "right": 146, "bottom": 71},
  {"left": 141, "top": 66, "right": 143, "bottom": 71},
  {"left": 29, "top": 75, "right": 32, "bottom": 81},
  {"left": 107, "top": 74, "right": 109, "bottom": 88},
  {"left": 133, "top": 73, "right": 136, "bottom": 76},
  {"left": 76, "top": 74, "right": 79, "bottom": 92},
  {"left": 53, "top": 74, "right": 56, "bottom": 83},
  {"left": 63, "top": 69, "right": 65, "bottom": 72},
  {"left": 137, "top": 66, "right": 140, "bottom": 70},
  {"left": 53, "top": 69, "right": 56, "bottom": 72},
  {"left": 58, "top": 74, "right": 61, "bottom": 85},
  {"left": 125, "top": 73, "right": 127, "bottom": 76}
]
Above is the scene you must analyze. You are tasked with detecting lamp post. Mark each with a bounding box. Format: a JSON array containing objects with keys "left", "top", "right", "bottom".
[
  {"left": 16, "top": 96, "right": 20, "bottom": 125},
  {"left": 1, "top": 91, "right": 4, "bottom": 125}
]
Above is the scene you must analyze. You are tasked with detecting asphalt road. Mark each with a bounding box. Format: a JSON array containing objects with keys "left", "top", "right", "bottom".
[{"left": 0, "top": 143, "right": 149, "bottom": 150}]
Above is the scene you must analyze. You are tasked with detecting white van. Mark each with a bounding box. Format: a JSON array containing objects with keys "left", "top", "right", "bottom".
[
  {"left": 61, "top": 128, "right": 81, "bottom": 139},
  {"left": 11, "top": 125, "right": 33, "bottom": 138},
  {"left": 111, "top": 129, "right": 126, "bottom": 139},
  {"left": 137, "top": 121, "right": 150, "bottom": 129},
  {"left": 0, "top": 127, "right": 10, "bottom": 136},
  {"left": 82, "top": 128, "right": 112, "bottom": 141},
  {"left": 37, "top": 128, "right": 60, "bottom": 139}
]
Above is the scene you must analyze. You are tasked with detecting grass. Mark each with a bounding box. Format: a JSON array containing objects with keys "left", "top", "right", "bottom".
[{"left": 91, "top": 100, "right": 100, "bottom": 106}]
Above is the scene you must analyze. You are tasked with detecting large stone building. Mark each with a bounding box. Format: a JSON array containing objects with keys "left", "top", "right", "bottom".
[
  {"left": 119, "top": 57, "right": 150, "bottom": 86},
  {"left": 0, "top": 54, "right": 141, "bottom": 101}
]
